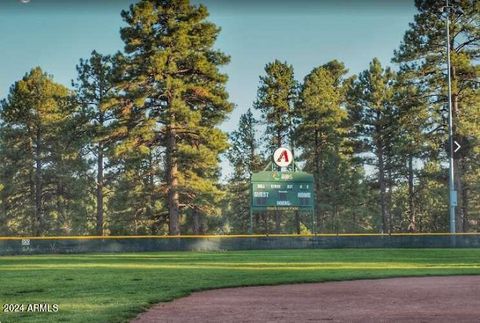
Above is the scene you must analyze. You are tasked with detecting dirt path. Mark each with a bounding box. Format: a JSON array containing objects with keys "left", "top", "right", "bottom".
[{"left": 132, "top": 276, "right": 480, "bottom": 322}]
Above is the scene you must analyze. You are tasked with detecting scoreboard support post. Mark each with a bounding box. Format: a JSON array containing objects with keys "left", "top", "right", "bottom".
[{"left": 249, "top": 199, "right": 254, "bottom": 234}]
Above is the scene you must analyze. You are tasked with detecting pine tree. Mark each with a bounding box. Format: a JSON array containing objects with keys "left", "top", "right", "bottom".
[
  {"left": 117, "top": 0, "right": 233, "bottom": 235},
  {"left": 254, "top": 60, "right": 297, "bottom": 154},
  {"left": 0, "top": 68, "right": 91, "bottom": 236},
  {"left": 295, "top": 60, "right": 363, "bottom": 232},
  {"left": 388, "top": 72, "right": 431, "bottom": 232},
  {"left": 393, "top": 0, "right": 480, "bottom": 231},
  {"left": 108, "top": 149, "right": 166, "bottom": 235},
  {"left": 226, "top": 108, "right": 263, "bottom": 233},
  {"left": 349, "top": 58, "right": 397, "bottom": 233},
  {"left": 254, "top": 60, "right": 297, "bottom": 232},
  {"left": 178, "top": 136, "right": 227, "bottom": 234},
  {"left": 73, "top": 50, "right": 120, "bottom": 235}
]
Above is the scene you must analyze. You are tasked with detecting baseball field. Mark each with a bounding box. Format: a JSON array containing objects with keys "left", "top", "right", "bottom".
[{"left": 1, "top": 248, "right": 480, "bottom": 322}]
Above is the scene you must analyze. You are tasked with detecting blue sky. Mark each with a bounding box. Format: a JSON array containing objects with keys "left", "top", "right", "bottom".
[{"left": 0, "top": 0, "right": 416, "bottom": 176}]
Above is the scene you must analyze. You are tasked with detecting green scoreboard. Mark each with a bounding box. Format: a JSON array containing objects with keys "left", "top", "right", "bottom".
[{"left": 250, "top": 171, "right": 315, "bottom": 211}]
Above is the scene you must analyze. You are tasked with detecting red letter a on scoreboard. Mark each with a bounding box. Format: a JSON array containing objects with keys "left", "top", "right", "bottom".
[{"left": 277, "top": 150, "right": 289, "bottom": 163}]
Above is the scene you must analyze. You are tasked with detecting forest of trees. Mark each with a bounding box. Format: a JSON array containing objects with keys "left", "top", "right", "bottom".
[{"left": 0, "top": 0, "right": 479, "bottom": 236}]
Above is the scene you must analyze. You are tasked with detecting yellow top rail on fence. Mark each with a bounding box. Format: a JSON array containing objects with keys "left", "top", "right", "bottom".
[{"left": 0, "top": 232, "right": 479, "bottom": 240}]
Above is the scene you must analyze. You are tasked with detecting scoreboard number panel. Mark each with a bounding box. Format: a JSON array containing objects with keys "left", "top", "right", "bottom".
[{"left": 251, "top": 171, "right": 315, "bottom": 211}]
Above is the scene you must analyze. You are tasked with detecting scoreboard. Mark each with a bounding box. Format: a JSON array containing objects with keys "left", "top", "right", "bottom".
[{"left": 250, "top": 171, "right": 315, "bottom": 211}]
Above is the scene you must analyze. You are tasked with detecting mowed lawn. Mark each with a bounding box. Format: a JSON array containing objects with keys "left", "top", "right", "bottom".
[{"left": 1, "top": 249, "right": 480, "bottom": 322}]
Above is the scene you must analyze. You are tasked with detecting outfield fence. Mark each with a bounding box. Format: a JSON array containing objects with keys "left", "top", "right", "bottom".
[{"left": 1, "top": 233, "right": 480, "bottom": 255}]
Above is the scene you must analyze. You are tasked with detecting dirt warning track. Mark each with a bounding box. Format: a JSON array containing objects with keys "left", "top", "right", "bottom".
[{"left": 133, "top": 276, "right": 480, "bottom": 322}]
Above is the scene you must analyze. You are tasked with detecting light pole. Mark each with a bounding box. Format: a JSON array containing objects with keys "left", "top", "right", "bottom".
[
  {"left": 443, "top": 0, "right": 464, "bottom": 234},
  {"left": 445, "top": 0, "right": 455, "bottom": 234}
]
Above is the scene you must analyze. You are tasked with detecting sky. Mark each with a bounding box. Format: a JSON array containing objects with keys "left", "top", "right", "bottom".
[{"left": 0, "top": 0, "right": 417, "bottom": 178}]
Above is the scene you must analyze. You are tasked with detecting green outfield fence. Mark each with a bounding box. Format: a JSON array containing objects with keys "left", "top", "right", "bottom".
[{"left": 1, "top": 233, "right": 480, "bottom": 255}]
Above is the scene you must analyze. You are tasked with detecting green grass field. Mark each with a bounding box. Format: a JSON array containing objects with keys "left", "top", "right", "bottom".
[{"left": 1, "top": 248, "right": 480, "bottom": 323}]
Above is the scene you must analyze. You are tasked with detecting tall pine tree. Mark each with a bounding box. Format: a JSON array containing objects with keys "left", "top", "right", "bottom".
[
  {"left": 226, "top": 108, "right": 263, "bottom": 233},
  {"left": 349, "top": 59, "right": 397, "bottom": 233},
  {"left": 116, "top": 0, "right": 233, "bottom": 235},
  {"left": 73, "top": 50, "right": 120, "bottom": 235},
  {"left": 296, "top": 60, "right": 365, "bottom": 232},
  {"left": 0, "top": 68, "right": 91, "bottom": 236},
  {"left": 254, "top": 60, "right": 297, "bottom": 232},
  {"left": 393, "top": 0, "right": 480, "bottom": 231},
  {"left": 254, "top": 60, "right": 297, "bottom": 154}
]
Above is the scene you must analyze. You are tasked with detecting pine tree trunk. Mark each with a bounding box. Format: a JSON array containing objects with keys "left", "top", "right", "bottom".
[
  {"left": 274, "top": 210, "right": 281, "bottom": 233},
  {"left": 378, "top": 142, "right": 387, "bottom": 234},
  {"left": 34, "top": 129, "right": 43, "bottom": 236},
  {"left": 192, "top": 208, "right": 200, "bottom": 235},
  {"left": 294, "top": 211, "right": 300, "bottom": 234},
  {"left": 334, "top": 204, "right": 339, "bottom": 234},
  {"left": 315, "top": 175, "right": 322, "bottom": 232},
  {"left": 407, "top": 155, "right": 416, "bottom": 232},
  {"left": 262, "top": 212, "right": 269, "bottom": 234},
  {"left": 96, "top": 143, "right": 104, "bottom": 236},
  {"left": 352, "top": 210, "right": 357, "bottom": 232},
  {"left": 57, "top": 179, "right": 65, "bottom": 233},
  {"left": 462, "top": 183, "right": 468, "bottom": 232},
  {"left": 0, "top": 195, "right": 6, "bottom": 231},
  {"left": 29, "top": 169, "right": 36, "bottom": 235},
  {"left": 314, "top": 130, "right": 322, "bottom": 232},
  {"left": 387, "top": 166, "right": 393, "bottom": 233},
  {"left": 147, "top": 152, "right": 156, "bottom": 235},
  {"left": 167, "top": 125, "right": 180, "bottom": 235},
  {"left": 460, "top": 158, "right": 469, "bottom": 232}
]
